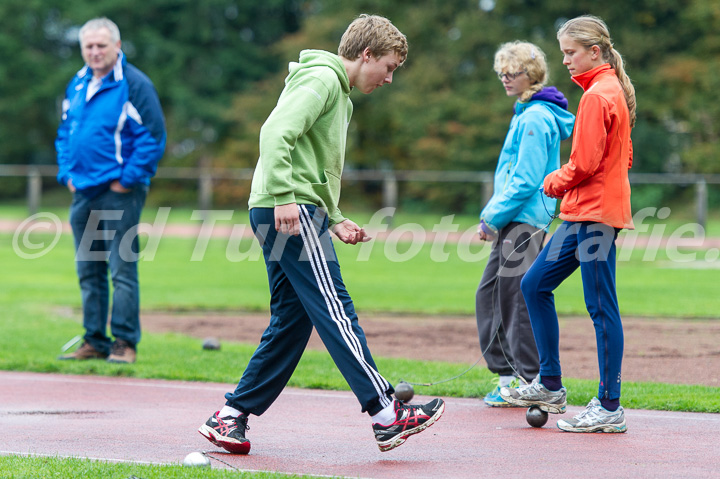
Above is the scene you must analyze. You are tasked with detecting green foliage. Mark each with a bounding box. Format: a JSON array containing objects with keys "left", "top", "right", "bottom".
[
  {"left": 0, "top": 2, "right": 78, "bottom": 166},
  {"left": 0, "top": 0, "right": 300, "bottom": 177},
  {"left": 215, "top": 0, "right": 720, "bottom": 210},
  {"left": 5, "top": 1, "right": 720, "bottom": 208}
]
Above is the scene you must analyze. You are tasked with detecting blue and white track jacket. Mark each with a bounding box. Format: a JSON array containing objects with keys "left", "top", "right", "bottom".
[{"left": 56, "top": 52, "right": 166, "bottom": 194}]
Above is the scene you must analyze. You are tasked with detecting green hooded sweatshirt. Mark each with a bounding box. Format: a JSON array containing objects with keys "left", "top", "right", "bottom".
[{"left": 248, "top": 49, "right": 352, "bottom": 226}]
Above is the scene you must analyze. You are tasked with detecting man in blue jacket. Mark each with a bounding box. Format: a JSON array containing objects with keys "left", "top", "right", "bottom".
[{"left": 56, "top": 17, "right": 166, "bottom": 364}]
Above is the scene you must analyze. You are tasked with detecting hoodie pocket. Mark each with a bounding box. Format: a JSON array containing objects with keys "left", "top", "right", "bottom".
[{"left": 310, "top": 170, "right": 341, "bottom": 208}]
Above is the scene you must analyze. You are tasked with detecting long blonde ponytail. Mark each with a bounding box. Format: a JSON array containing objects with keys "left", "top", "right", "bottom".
[
  {"left": 607, "top": 48, "right": 636, "bottom": 128},
  {"left": 557, "top": 15, "right": 636, "bottom": 128}
]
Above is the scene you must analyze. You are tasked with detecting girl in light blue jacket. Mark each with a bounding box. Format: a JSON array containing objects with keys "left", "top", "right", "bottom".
[{"left": 476, "top": 41, "right": 575, "bottom": 406}]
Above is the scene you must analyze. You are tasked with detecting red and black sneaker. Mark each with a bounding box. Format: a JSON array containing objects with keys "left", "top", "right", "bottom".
[
  {"left": 198, "top": 412, "right": 251, "bottom": 454},
  {"left": 372, "top": 398, "right": 445, "bottom": 452}
]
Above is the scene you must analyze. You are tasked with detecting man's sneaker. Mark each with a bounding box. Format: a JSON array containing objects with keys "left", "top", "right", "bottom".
[
  {"left": 484, "top": 377, "right": 522, "bottom": 407},
  {"left": 58, "top": 342, "right": 107, "bottom": 360},
  {"left": 107, "top": 339, "right": 136, "bottom": 364},
  {"left": 373, "top": 398, "right": 444, "bottom": 452},
  {"left": 499, "top": 375, "right": 567, "bottom": 413},
  {"left": 198, "top": 412, "right": 251, "bottom": 454},
  {"left": 557, "top": 397, "right": 627, "bottom": 433}
]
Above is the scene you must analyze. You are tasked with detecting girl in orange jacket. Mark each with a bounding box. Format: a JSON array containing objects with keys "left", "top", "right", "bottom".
[{"left": 500, "top": 15, "right": 636, "bottom": 433}]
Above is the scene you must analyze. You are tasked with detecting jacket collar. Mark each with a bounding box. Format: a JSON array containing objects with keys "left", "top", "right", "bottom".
[
  {"left": 571, "top": 63, "right": 613, "bottom": 91},
  {"left": 77, "top": 51, "right": 126, "bottom": 83}
]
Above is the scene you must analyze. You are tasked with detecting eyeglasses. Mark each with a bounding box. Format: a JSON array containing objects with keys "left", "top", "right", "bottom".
[{"left": 497, "top": 71, "right": 526, "bottom": 81}]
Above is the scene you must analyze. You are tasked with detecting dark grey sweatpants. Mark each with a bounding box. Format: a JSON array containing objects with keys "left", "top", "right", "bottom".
[{"left": 475, "top": 222, "right": 544, "bottom": 382}]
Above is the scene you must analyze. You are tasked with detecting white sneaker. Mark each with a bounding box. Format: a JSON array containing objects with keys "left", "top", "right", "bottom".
[
  {"left": 499, "top": 375, "right": 566, "bottom": 413},
  {"left": 557, "top": 397, "right": 627, "bottom": 433}
]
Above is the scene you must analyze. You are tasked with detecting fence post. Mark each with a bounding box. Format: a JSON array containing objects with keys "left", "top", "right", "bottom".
[
  {"left": 696, "top": 178, "right": 707, "bottom": 234},
  {"left": 481, "top": 179, "right": 493, "bottom": 207},
  {"left": 27, "top": 167, "right": 42, "bottom": 216},
  {"left": 382, "top": 168, "right": 398, "bottom": 211},
  {"left": 198, "top": 157, "right": 213, "bottom": 215}
]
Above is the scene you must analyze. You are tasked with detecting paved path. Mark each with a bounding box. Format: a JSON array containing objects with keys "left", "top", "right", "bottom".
[{"left": 1, "top": 371, "right": 719, "bottom": 478}]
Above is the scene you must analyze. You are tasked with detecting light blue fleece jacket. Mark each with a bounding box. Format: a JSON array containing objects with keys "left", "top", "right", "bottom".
[{"left": 481, "top": 87, "right": 575, "bottom": 231}]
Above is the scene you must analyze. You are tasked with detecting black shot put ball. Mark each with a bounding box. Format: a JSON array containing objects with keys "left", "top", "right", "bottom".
[
  {"left": 394, "top": 381, "right": 414, "bottom": 402},
  {"left": 526, "top": 406, "right": 549, "bottom": 428},
  {"left": 202, "top": 337, "right": 221, "bottom": 351}
]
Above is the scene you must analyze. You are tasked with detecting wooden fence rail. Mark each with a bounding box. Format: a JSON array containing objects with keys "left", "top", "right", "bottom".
[{"left": 1, "top": 165, "right": 716, "bottom": 229}]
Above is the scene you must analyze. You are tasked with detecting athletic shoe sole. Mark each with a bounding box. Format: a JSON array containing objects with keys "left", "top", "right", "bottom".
[
  {"left": 484, "top": 399, "right": 522, "bottom": 408},
  {"left": 198, "top": 424, "right": 251, "bottom": 454},
  {"left": 501, "top": 396, "right": 566, "bottom": 414},
  {"left": 376, "top": 401, "right": 445, "bottom": 452},
  {"left": 557, "top": 420, "right": 627, "bottom": 433}
]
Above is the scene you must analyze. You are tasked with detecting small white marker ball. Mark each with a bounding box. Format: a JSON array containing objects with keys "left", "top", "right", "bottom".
[{"left": 183, "top": 451, "right": 210, "bottom": 467}]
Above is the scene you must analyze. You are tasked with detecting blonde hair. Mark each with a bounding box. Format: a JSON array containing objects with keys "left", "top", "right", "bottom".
[
  {"left": 494, "top": 41, "right": 548, "bottom": 102},
  {"left": 338, "top": 14, "right": 408, "bottom": 64},
  {"left": 79, "top": 17, "right": 121, "bottom": 44},
  {"left": 557, "top": 15, "right": 636, "bottom": 128}
]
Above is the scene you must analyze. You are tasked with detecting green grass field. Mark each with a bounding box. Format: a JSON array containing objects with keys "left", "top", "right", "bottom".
[
  {"left": 4, "top": 204, "right": 720, "bottom": 317},
  {"left": 1, "top": 207, "right": 720, "bottom": 476},
  {"left": 0, "top": 455, "right": 318, "bottom": 479}
]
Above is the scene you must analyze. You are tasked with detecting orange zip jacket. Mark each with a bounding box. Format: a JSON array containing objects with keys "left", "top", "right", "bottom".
[{"left": 543, "top": 64, "right": 634, "bottom": 229}]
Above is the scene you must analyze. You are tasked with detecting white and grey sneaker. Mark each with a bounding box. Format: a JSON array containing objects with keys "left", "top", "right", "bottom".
[
  {"left": 499, "top": 375, "right": 567, "bottom": 413},
  {"left": 557, "top": 397, "right": 627, "bottom": 433}
]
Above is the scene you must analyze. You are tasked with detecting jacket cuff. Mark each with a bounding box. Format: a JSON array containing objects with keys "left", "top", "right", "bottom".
[
  {"left": 273, "top": 192, "right": 296, "bottom": 206},
  {"left": 480, "top": 220, "right": 498, "bottom": 237},
  {"left": 329, "top": 211, "right": 346, "bottom": 227},
  {"left": 118, "top": 178, "right": 134, "bottom": 189},
  {"left": 119, "top": 167, "right": 143, "bottom": 189},
  {"left": 542, "top": 176, "right": 557, "bottom": 196}
]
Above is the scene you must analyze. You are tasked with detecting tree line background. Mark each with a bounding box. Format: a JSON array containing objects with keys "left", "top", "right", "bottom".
[{"left": 1, "top": 0, "right": 718, "bottom": 214}]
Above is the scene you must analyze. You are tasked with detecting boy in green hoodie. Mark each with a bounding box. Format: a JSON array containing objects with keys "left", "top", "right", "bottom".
[{"left": 199, "top": 14, "right": 445, "bottom": 454}]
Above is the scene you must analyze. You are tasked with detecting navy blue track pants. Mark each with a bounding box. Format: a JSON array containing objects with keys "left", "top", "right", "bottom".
[
  {"left": 520, "top": 221, "right": 624, "bottom": 400},
  {"left": 224, "top": 205, "right": 394, "bottom": 416}
]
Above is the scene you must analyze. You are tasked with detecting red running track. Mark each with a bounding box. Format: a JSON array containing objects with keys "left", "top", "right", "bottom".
[{"left": 1, "top": 371, "right": 718, "bottom": 478}]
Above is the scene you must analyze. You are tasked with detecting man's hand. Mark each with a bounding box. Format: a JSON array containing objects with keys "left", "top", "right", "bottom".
[
  {"left": 110, "top": 180, "right": 131, "bottom": 193},
  {"left": 67, "top": 179, "right": 76, "bottom": 193},
  {"left": 332, "top": 219, "right": 372, "bottom": 245},
  {"left": 275, "top": 203, "right": 300, "bottom": 235}
]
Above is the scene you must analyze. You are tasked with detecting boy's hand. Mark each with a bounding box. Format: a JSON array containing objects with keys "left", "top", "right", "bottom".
[
  {"left": 332, "top": 220, "right": 372, "bottom": 245},
  {"left": 275, "top": 203, "right": 300, "bottom": 235}
]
